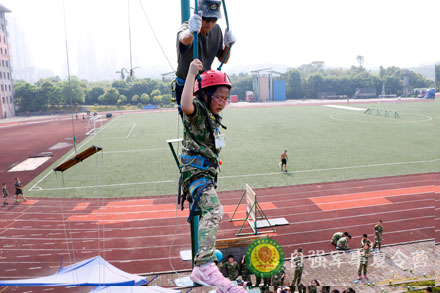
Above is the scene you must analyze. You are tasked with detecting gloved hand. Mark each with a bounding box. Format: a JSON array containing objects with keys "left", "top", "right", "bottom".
[
  {"left": 224, "top": 30, "right": 236, "bottom": 46},
  {"left": 188, "top": 13, "right": 202, "bottom": 34}
]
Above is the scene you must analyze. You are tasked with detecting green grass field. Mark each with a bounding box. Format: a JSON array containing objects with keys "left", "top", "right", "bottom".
[{"left": 26, "top": 100, "right": 440, "bottom": 198}]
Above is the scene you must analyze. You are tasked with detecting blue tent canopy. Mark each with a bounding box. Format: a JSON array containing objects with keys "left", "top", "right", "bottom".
[{"left": 0, "top": 256, "right": 147, "bottom": 287}]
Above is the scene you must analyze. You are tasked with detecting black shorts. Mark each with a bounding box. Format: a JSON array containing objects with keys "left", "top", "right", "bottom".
[
  {"left": 15, "top": 189, "right": 23, "bottom": 195},
  {"left": 3, "top": 193, "right": 7, "bottom": 198},
  {"left": 281, "top": 158, "right": 287, "bottom": 165}
]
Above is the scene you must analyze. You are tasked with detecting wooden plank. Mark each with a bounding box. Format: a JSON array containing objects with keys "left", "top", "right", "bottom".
[{"left": 215, "top": 235, "right": 265, "bottom": 249}]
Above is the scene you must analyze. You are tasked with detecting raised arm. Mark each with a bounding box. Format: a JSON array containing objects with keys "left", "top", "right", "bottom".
[{"left": 181, "top": 59, "right": 203, "bottom": 115}]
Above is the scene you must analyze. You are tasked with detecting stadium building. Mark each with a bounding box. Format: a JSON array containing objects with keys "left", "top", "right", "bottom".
[{"left": 0, "top": 3, "right": 14, "bottom": 119}]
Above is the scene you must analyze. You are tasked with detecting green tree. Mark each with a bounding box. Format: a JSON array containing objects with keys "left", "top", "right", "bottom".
[
  {"left": 305, "top": 73, "right": 324, "bottom": 98},
  {"left": 38, "top": 81, "right": 61, "bottom": 110},
  {"left": 161, "top": 94, "right": 172, "bottom": 105},
  {"left": 229, "top": 73, "right": 253, "bottom": 101},
  {"left": 86, "top": 87, "right": 105, "bottom": 105},
  {"left": 140, "top": 93, "right": 150, "bottom": 104},
  {"left": 131, "top": 94, "right": 140, "bottom": 104},
  {"left": 285, "top": 69, "right": 304, "bottom": 99},
  {"left": 435, "top": 65, "right": 439, "bottom": 91},
  {"left": 59, "top": 77, "right": 86, "bottom": 106},
  {"left": 14, "top": 81, "right": 45, "bottom": 112},
  {"left": 99, "top": 88, "right": 120, "bottom": 105},
  {"left": 117, "top": 95, "right": 127, "bottom": 105}
]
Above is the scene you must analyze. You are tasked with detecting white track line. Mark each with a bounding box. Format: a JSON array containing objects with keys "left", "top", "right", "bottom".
[
  {"left": 29, "top": 158, "right": 439, "bottom": 192},
  {"left": 0, "top": 203, "right": 432, "bottom": 241},
  {"left": 28, "top": 115, "right": 121, "bottom": 192},
  {"left": 126, "top": 123, "right": 136, "bottom": 138}
]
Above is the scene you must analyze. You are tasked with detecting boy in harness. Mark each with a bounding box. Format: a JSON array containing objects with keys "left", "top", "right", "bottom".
[{"left": 180, "top": 58, "right": 244, "bottom": 292}]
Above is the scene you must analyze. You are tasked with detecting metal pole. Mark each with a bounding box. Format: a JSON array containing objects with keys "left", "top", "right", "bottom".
[{"left": 181, "top": 0, "right": 190, "bottom": 23}]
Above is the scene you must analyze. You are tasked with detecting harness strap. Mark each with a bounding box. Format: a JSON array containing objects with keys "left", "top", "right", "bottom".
[
  {"left": 180, "top": 155, "right": 218, "bottom": 170},
  {"left": 187, "top": 178, "right": 213, "bottom": 223}
]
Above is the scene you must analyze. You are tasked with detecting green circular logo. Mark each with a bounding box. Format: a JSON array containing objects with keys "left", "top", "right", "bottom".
[{"left": 245, "top": 238, "right": 285, "bottom": 278}]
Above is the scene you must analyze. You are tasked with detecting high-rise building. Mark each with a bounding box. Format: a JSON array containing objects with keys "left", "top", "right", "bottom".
[{"left": 0, "top": 3, "right": 14, "bottom": 119}]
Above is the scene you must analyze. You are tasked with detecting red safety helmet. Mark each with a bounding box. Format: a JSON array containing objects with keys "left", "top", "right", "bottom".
[{"left": 194, "top": 70, "right": 232, "bottom": 94}]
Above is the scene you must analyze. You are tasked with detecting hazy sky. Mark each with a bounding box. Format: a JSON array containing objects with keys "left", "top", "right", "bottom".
[{"left": 2, "top": 0, "right": 439, "bottom": 79}]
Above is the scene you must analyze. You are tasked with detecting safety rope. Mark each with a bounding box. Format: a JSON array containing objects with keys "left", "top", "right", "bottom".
[
  {"left": 62, "top": 0, "right": 77, "bottom": 155},
  {"left": 217, "top": 0, "right": 231, "bottom": 71},
  {"left": 138, "top": 0, "right": 176, "bottom": 72}
]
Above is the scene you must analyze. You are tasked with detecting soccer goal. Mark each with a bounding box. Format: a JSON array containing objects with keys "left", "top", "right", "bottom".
[{"left": 86, "top": 114, "right": 103, "bottom": 136}]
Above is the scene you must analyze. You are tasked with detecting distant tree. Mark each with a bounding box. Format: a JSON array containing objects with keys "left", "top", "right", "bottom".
[
  {"left": 140, "top": 93, "right": 150, "bottom": 104},
  {"left": 86, "top": 87, "right": 105, "bottom": 105},
  {"left": 229, "top": 73, "right": 252, "bottom": 101},
  {"left": 14, "top": 81, "right": 44, "bottom": 112},
  {"left": 162, "top": 94, "right": 172, "bottom": 105},
  {"left": 38, "top": 81, "right": 61, "bottom": 110},
  {"left": 436, "top": 65, "right": 440, "bottom": 91},
  {"left": 99, "top": 88, "right": 119, "bottom": 105},
  {"left": 59, "top": 77, "right": 86, "bottom": 106},
  {"left": 152, "top": 95, "right": 162, "bottom": 105},
  {"left": 285, "top": 69, "right": 304, "bottom": 99},
  {"left": 117, "top": 95, "right": 127, "bottom": 105},
  {"left": 131, "top": 94, "right": 140, "bottom": 104},
  {"left": 305, "top": 73, "right": 324, "bottom": 98}
]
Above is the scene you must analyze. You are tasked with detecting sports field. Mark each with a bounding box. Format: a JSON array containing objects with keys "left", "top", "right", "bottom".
[{"left": 26, "top": 100, "right": 439, "bottom": 198}]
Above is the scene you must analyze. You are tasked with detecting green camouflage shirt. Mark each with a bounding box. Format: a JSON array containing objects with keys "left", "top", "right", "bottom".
[
  {"left": 359, "top": 247, "right": 371, "bottom": 264},
  {"left": 272, "top": 266, "right": 286, "bottom": 286},
  {"left": 374, "top": 224, "right": 383, "bottom": 237},
  {"left": 223, "top": 261, "right": 239, "bottom": 280},
  {"left": 337, "top": 236, "right": 349, "bottom": 249},
  {"left": 181, "top": 98, "right": 220, "bottom": 192},
  {"left": 361, "top": 238, "right": 372, "bottom": 248},
  {"left": 292, "top": 254, "right": 304, "bottom": 268}
]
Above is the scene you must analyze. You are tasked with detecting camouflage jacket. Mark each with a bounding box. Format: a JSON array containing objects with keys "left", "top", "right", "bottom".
[
  {"left": 332, "top": 232, "right": 344, "bottom": 243},
  {"left": 181, "top": 98, "right": 220, "bottom": 193},
  {"left": 359, "top": 247, "right": 371, "bottom": 264},
  {"left": 374, "top": 224, "right": 384, "bottom": 237},
  {"left": 272, "top": 266, "right": 286, "bottom": 286},
  {"left": 223, "top": 261, "right": 239, "bottom": 280},
  {"left": 337, "top": 236, "right": 349, "bottom": 249},
  {"left": 240, "top": 261, "right": 252, "bottom": 277},
  {"left": 360, "top": 238, "right": 372, "bottom": 248},
  {"left": 292, "top": 253, "right": 304, "bottom": 269}
]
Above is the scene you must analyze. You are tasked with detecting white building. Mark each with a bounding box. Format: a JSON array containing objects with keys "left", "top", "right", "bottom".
[{"left": 0, "top": 3, "right": 14, "bottom": 119}]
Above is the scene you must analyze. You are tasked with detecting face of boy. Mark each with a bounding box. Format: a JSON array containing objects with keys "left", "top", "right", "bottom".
[{"left": 209, "top": 86, "right": 229, "bottom": 115}]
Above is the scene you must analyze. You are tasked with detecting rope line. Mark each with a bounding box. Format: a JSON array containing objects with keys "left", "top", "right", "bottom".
[{"left": 138, "top": 0, "right": 176, "bottom": 72}]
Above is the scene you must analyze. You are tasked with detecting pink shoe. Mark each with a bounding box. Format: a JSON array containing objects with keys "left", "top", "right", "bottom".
[
  {"left": 190, "top": 262, "right": 233, "bottom": 287},
  {"left": 364, "top": 275, "right": 368, "bottom": 280},
  {"left": 357, "top": 275, "right": 361, "bottom": 280}
]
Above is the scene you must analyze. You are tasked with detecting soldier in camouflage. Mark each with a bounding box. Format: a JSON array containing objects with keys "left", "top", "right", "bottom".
[
  {"left": 357, "top": 242, "right": 371, "bottom": 280},
  {"left": 182, "top": 60, "right": 244, "bottom": 293},
  {"left": 331, "top": 231, "right": 349, "bottom": 245},
  {"left": 360, "top": 233, "right": 372, "bottom": 248},
  {"left": 336, "top": 235, "right": 351, "bottom": 250},
  {"left": 290, "top": 247, "right": 304, "bottom": 292},
  {"left": 239, "top": 255, "right": 252, "bottom": 286},
  {"left": 224, "top": 255, "right": 239, "bottom": 281},
  {"left": 372, "top": 220, "right": 384, "bottom": 252},
  {"left": 272, "top": 265, "right": 286, "bottom": 290}
]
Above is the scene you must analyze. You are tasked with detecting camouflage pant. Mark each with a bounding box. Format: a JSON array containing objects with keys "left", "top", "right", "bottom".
[
  {"left": 194, "top": 185, "right": 224, "bottom": 266},
  {"left": 373, "top": 236, "right": 382, "bottom": 249},
  {"left": 358, "top": 261, "right": 368, "bottom": 276},
  {"left": 291, "top": 267, "right": 303, "bottom": 287}
]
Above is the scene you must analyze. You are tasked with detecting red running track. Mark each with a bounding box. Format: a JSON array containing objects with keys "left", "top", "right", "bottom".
[{"left": 0, "top": 172, "right": 436, "bottom": 281}]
